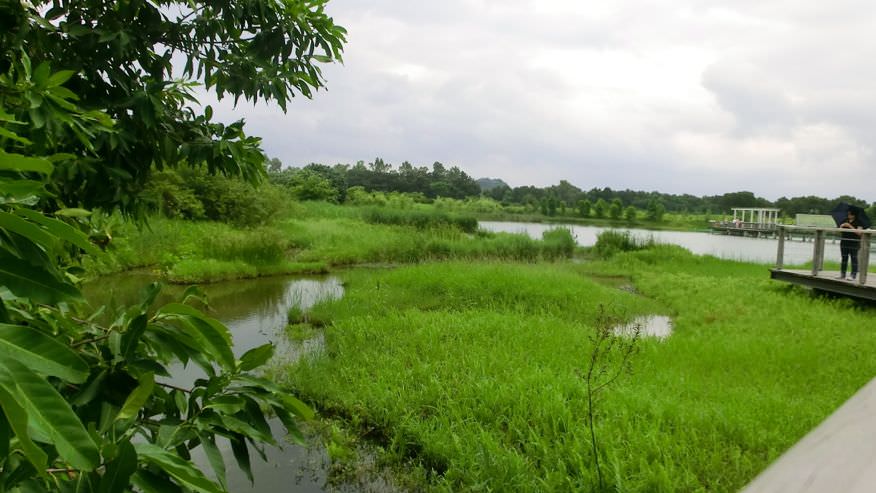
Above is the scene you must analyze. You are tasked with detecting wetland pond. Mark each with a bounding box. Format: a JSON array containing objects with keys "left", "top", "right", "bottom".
[
  {"left": 480, "top": 221, "right": 876, "bottom": 265},
  {"left": 86, "top": 222, "right": 790, "bottom": 491},
  {"left": 83, "top": 273, "right": 390, "bottom": 493}
]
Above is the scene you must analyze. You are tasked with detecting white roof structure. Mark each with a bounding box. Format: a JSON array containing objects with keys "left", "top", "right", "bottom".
[{"left": 732, "top": 207, "right": 781, "bottom": 226}]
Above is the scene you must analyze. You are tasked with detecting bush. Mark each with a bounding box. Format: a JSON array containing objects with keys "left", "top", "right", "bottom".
[
  {"left": 182, "top": 169, "right": 287, "bottom": 226},
  {"left": 593, "top": 230, "right": 654, "bottom": 258},
  {"left": 361, "top": 207, "right": 478, "bottom": 233},
  {"left": 541, "top": 227, "right": 576, "bottom": 258}
]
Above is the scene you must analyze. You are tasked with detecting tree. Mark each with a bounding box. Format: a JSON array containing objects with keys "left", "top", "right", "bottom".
[
  {"left": 609, "top": 198, "right": 623, "bottom": 220},
  {"left": 267, "top": 157, "right": 283, "bottom": 173},
  {"left": 288, "top": 169, "right": 340, "bottom": 202},
  {"left": 593, "top": 198, "right": 608, "bottom": 218},
  {"left": 624, "top": 205, "right": 638, "bottom": 222},
  {"left": 577, "top": 199, "right": 592, "bottom": 218},
  {"left": 1, "top": 0, "right": 345, "bottom": 214},
  {"left": 647, "top": 200, "right": 666, "bottom": 222},
  {"left": 0, "top": 1, "right": 346, "bottom": 491}
]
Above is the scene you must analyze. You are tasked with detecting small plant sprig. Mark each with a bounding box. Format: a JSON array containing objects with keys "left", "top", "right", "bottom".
[{"left": 582, "top": 305, "right": 642, "bottom": 491}]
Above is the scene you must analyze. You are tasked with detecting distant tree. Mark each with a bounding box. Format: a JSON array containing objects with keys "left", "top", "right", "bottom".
[
  {"left": 624, "top": 205, "right": 638, "bottom": 222},
  {"left": 715, "top": 191, "right": 771, "bottom": 213},
  {"left": 268, "top": 157, "right": 283, "bottom": 172},
  {"left": 488, "top": 184, "right": 512, "bottom": 202},
  {"left": 577, "top": 199, "right": 592, "bottom": 218},
  {"left": 647, "top": 200, "right": 666, "bottom": 222},
  {"left": 288, "top": 169, "right": 340, "bottom": 202},
  {"left": 304, "top": 163, "right": 348, "bottom": 201},
  {"left": 609, "top": 198, "right": 623, "bottom": 220},
  {"left": 549, "top": 180, "right": 583, "bottom": 206},
  {"left": 593, "top": 198, "right": 608, "bottom": 218}
]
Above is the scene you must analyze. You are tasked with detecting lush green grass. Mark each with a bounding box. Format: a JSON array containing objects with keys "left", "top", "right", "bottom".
[
  {"left": 281, "top": 250, "right": 876, "bottom": 492},
  {"left": 361, "top": 206, "right": 479, "bottom": 234},
  {"left": 87, "top": 202, "right": 575, "bottom": 282}
]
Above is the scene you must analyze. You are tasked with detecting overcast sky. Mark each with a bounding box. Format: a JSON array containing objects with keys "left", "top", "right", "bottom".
[{"left": 201, "top": 0, "right": 876, "bottom": 201}]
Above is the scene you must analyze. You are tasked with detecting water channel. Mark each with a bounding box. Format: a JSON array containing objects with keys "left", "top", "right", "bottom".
[
  {"left": 480, "top": 221, "right": 876, "bottom": 265},
  {"left": 83, "top": 273, "right": 357, "bottom": 493}
]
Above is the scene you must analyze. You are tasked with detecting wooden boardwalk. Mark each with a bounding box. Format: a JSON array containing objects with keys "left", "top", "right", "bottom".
[
  {"left": 770, "top": 269, "right": 876, "bottom": 301},
  {"left": 742, "top": 377, "right": 876, "bottom": 492},
  {"left": 747, "top": 225, "right": 876, "bottom": 491}
]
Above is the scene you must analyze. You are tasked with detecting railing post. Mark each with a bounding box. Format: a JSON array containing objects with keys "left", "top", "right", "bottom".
[
  {"left": 776, "top": 226, "right": 785, "bottom": 269},
  {"left": 817, "top": 230, "right": 826, "bottom": 272},
  {"left": 812, "top": 229, "right": 824, "bottom": 276},
  {"left": 859, "top": 232, "right": 871, "bottom": 285}
]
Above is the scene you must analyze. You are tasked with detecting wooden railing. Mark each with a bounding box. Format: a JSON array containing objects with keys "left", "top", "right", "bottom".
[
  {"left": 775, "top": 225, "right": 873, "bottom": 285},
  {"left": 710, "top": 220, "right": 779, "bottom": 230}
]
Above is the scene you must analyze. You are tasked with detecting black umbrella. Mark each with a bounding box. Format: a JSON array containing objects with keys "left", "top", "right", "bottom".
[{"left": 831, "top": 202, "right": 872, "bottom": 229}]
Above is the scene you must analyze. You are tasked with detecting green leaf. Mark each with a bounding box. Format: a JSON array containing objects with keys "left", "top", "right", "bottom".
[
  {"left": 0, "top": 358, "right": 100, "bottom": 470},
  {"left": 0, "top": 151, "right": 53, "bottom": 174},
  {"left": 0, "top": 179, "right": 45, "bottom": 203},
  {"left": 55, "top": 208, "right": 92, "bottom": 218},
  {"left": 98, "top": 440, "right": 137, "bottom": 493},
  {"left": 203, "top": 395, "right": 246, "bottom": 415},
  {"left": 198, "top": 433, "right": 227, "bottom": 490},
  {"left": 0, "top": 210, "right": 58, "bottom": 251},
  {"left": 131, "top": 470, "right": 183, "bottom": 493},
  {"left": 276, "top": 394, "right": 315, "bottom": 420},
  {"left": 0, "top": 323, "right": 89, "bottom": 383},
  {"left": 0, "top": 385, "right": 47, "bottom": 478},
  {"left": 121, "top": 313, "right": 147, "bottom": 360},
  {"left": 158, "top": 304, "right": 234, "bottom": 369},
  {"left": 32, "top": 62, "right": 50, "bottom": 87},
  {"left": 135, "top": 443, "right": 225, "bottom": 493},
  {"left": 116, "top": 372, "right": 154, "bottom": 421},
  {"left": 238, "top": 343, "right": 274, "bottom": 371},
  {"left": 0, "top": 408, "right": 9, "bottom": 460},
  {"left": 0, "top": 126, "right": 32, "bottom": 145},
  {"left": 0, "top": 252, "right": 81, "bottom": 304},
  {"left": 218, "top": 413, "right": 274, "bottom": 445},
  {"left": 14, "top": 208, "right": 99, "bottom": 255},
  {"left": 46, "top": 70, "right": 76, "bottom": 88},
  {"left": 230, "top": 435, "right": 253, "bottom": 485}
]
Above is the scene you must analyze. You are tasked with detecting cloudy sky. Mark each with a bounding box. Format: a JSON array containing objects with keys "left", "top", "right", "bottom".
[{"left": 202, "top": 0, "right": 876, "bottom": 201}]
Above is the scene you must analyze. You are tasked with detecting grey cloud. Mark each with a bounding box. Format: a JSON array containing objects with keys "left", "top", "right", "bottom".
[{"left": 198, "top": 0, "right": 876, "bottom": 201}]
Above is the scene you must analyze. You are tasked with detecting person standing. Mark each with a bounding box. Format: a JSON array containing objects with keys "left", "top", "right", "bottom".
[{"left": 839, "top": 210, "right": 863, "bottom": 280}]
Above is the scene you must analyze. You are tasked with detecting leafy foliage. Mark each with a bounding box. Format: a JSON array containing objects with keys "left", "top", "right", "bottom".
[
  {"left": 1, "top": 0, "right": 346, "bottom": 214},
  {"left": 0, "top": 1, "right": 347, "bottom": 490}
]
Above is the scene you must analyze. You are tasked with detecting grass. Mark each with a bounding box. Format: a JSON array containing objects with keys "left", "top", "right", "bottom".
[
  {"left": 86, "top": 202, "right": 574, "bottom": 283},
  {"left": 279, "top": 249, "right": 876, "bottom": 492}
]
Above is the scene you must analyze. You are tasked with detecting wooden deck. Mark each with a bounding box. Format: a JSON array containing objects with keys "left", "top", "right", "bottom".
[
  {"left": 742, "top": 377, "right": 876, "bottom": 492},
  {"left": 770, "top": 269, "right": 876, "bottom": 301}
]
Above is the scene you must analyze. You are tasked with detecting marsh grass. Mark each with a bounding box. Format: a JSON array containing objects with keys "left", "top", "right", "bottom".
[
  {"left": 284, "top": 251, "right": 876, "bottom": 492},
  {"left": 361, "top": 207, "right": 478, "bottom": 234},
  {"left": 88, "top": 201, "right": 583, "bottom": 284},
  {"left": 593, "top": 230, "right": 656, "bottom": 258}
]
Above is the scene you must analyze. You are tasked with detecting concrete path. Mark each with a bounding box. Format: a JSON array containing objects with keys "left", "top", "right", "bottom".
[{"left": 743, "top": 377, "right": 876, "bottom": 492}]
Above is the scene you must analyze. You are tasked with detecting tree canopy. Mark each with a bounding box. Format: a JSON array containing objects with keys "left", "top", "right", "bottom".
[{"left": 1, "top": 0, "right": 346, "bottom": 214}]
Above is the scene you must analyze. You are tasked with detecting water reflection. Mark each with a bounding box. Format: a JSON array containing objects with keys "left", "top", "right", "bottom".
[
  {"left": 614, "top": 315, "right": 674, "bottom": 339},
  {"left": 83, "top": 273, "right": 347, "bottom": 493},
  {"left": 480, "top": 221, "right": 876, "bottom": 265}
]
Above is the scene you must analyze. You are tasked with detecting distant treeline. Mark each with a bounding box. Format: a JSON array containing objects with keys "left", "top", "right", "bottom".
[
  {"left": 267, "top": 158, "right": 479, "bottom": 202},
  {"left": 268, "top": 157, "right": 871, "bottom": 216}
]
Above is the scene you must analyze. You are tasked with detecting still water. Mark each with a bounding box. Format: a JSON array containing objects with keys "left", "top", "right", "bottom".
[
  {"left": 83, "top": 273, "right": 356, "bottom": 493},
  {"left": 480, "top": 221, "right": 876, "bottom": 265}
]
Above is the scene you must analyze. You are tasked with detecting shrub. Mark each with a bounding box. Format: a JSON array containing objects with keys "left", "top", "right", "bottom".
[
  {"left": 361, "top": 207, "right": 478, "bottom": 234},
  {"left": 593, "top": 230, "right": 654, "bottom": 258},
  {"left": 541, "top": 227, "right": 576, "bottom": 258}
]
